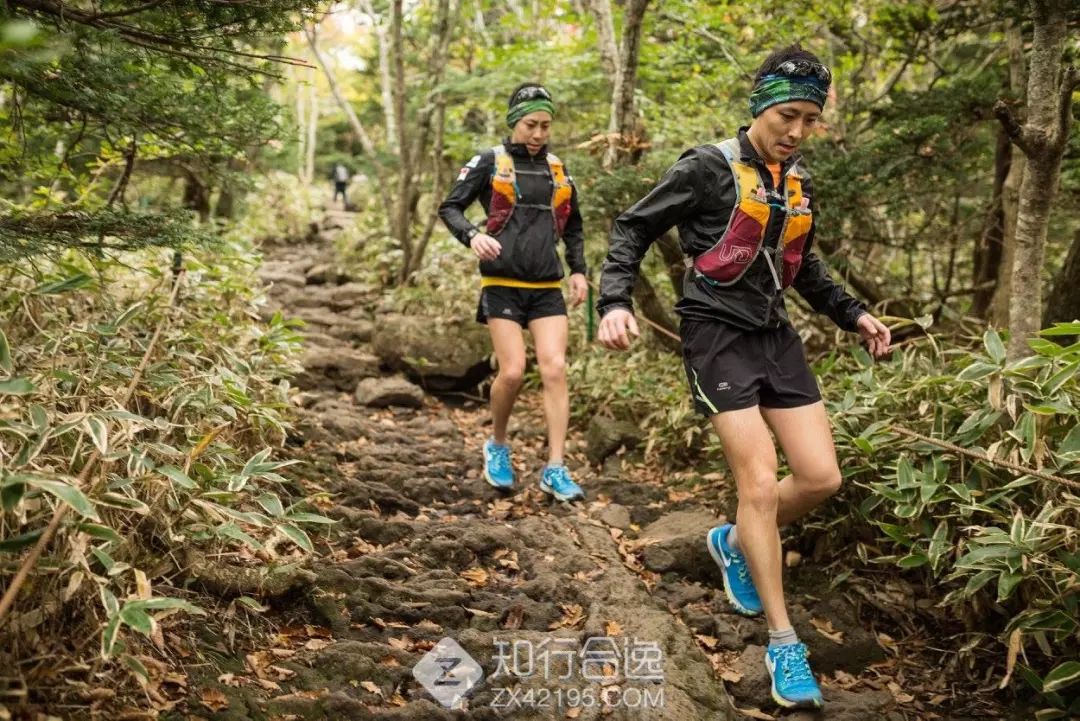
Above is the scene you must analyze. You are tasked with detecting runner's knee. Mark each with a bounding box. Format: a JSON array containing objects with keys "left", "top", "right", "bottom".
[
  {"left": 798, "top": 468, "right": 842, "bottom": 498},
  {"left": 537, "top": 354, "right": 566, "bottom": 383},
  {"left": 496, "top": 362, "right": 526, "bottom": 388},
  {"left": 739, "top": 473, "right": 780, "bottom": 514}
]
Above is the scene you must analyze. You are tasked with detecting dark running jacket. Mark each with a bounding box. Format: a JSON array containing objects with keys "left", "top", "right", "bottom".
[
  {"left": 598, "top": 128, "right": 866, "bottom": 332},
  {"left": 438, "top": 140, "right": 587, "bottom": 282}
]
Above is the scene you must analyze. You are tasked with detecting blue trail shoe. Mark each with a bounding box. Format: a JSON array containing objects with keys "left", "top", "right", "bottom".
[
  {"left": 705, "top": 524, "right": 763, "bottom": 616},
  {"left": 766, "top": 642, "right": 823, "bottom": 709},
  {"left": 483, "top": 438, "right": 515, "bottom": 490},
  {"left": 539, "top": 464, "right": 584, "bottom": 502}
]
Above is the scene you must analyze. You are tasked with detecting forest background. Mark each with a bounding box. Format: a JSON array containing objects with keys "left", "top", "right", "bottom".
[{"left": 1, "top": 0, "right": 1079, "bottom": 718}]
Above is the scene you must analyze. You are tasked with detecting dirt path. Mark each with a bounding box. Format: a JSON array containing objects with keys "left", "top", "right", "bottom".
[{"left": 174, "top": 219, "right": 906, "bottom": 721}]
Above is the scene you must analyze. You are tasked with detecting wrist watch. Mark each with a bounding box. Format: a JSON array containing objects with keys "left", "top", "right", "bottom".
[{"left": 465, "top": 227, "right": 479, "bottom": 243}]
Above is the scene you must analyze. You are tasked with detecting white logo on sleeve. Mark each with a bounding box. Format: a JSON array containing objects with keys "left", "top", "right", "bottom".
[{"left": 716, "top": 382, "right": 731, "bottom": 392}]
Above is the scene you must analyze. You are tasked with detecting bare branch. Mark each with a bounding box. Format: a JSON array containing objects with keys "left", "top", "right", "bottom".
[
  {"left": 1053, "top": 65, "right": 1079, "bottom": 149},
  {"left": 994, "top": 99, "right": 1036, "bottom": 156}
]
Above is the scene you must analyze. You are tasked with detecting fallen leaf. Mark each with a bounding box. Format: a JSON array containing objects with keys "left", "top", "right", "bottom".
[
  {"left": 360, "top": 681, "right": 382, "bottom": 696},
  {"left": 999, "top": 629, "right": 1022, "bottom": 689},
  {"left": 694, "top": 634, "right": 719, "bottom": 651},
  {"left": 605, "top": 620, "right": 622, "bottom": 636},
  {"left": 565, "top": 708, "right": 582, "bottom": 718},
  {"left": 305, "top": 638, "right": 332, "bottom": 652},
  {"left": 735, "top": 707, "right": 775, "bottom": 720},
  {"left": 809, "top": 617, "right": 844, "bottom": 644},
  {"left": 460, "top": 567, "right": 490, "bottom": 587},
  {"left": 217, "top": 674, "right": 241, "bottom": 687},
  {"left": 199, "top": 688, "right": 228, "bottom": 712},
  {"left": 720, "top": 669, "right": 743, "bottom": 683},
  {"left": 784, "top": 550, "right": 802, "bottom": 568}
]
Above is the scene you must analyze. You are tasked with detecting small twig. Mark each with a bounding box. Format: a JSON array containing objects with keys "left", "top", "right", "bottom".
[{"left": 892, "top": 426, "right": 1080, "bottom": 490}]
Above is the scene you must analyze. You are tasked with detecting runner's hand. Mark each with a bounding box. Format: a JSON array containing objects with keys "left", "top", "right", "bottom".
[
  {"left": 568, "top": 273, "right": 587, "bottom": 308},
  {"left": 857, "top": 313, "right": 892, "bottom": 359},
  {"left": 470, "top": 233, "right": 501, "bottom": 261},
  {"left": 597, "top": 308, "right": 640, "bottom": 351}
]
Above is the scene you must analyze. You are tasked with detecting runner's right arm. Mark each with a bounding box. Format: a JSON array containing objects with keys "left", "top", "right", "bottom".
[
  {"left": 438, "top": 151, "right": 494, "bottom": 247},
  {"left": 597, "top": 151, "right": 703, "bottom": 316}
]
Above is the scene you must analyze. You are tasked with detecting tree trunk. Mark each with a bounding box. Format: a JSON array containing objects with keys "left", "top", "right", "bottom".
[
  {"left": 182, "top": 170, "right": 211, "bottom": 224},
  {"left": 655, "top": 230, "right": 685, "bottom": 299},
  {"left": 295, "top": 68, "right": 307, "bottom": 181},
  {"left": 391, "top": 0, "right": 411, "bottom": 271},
  {"left": 585, "top": 0, "right": 618, "bottom": 85},
  {"left": 996, "top": 0, "right": 1078, "bottom": 361},
  {"left": 632, "top": 274, "right": 680, "bottom": 352},
  {"left": 991, "top": 19, "right": 1028, "bottom": 327},
  {"left": 602, "top": 0, "right": 650, "bottom": 170},
  {"left": 361, "top": 0, "right": 397, "bottom": 153},
  {"left": 970, "top": 126, "right": 1010, "bottom": 318},
  {"left": 305, "top": 77, "right": 317, "bottom": 186},
  {"left": 1044, "top": 230, "right": 1080, "bottom": 327}
]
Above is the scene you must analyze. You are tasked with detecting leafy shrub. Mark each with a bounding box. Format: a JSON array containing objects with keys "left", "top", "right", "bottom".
[{"left": 0, "top": 237, "right": 329, "bottom": 682}]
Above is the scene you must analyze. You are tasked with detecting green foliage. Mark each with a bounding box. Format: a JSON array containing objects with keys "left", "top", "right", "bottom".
[
  {"left": 817, "top": 324, "right": 1080, "bottom": 709},
  {"left": 0, "top": 236, "right": 330, "bottom": 666}
]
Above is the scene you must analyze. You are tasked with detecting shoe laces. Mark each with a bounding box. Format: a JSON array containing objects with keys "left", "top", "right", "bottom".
[
  {"left": 728, "top": 545, "right": 752, "bottom": 584},
  {"left": 775, "top": 643, "right": 813, "bottom": 684},
  {"left": 545, "top": 465, "right": 576, "bottom": 492},
  {"left": 488, "top": 443, "right": 511, "bottom": 474}
]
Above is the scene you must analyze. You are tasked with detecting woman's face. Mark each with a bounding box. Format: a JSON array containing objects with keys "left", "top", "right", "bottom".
[
  {"left": 747, "top": 101, "right": 821, "bottom": 163},
  {"left": 511, "top": 111, "right": 552, "bottom": 155}
]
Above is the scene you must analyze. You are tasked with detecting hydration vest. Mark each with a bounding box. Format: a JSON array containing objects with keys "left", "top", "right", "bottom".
[
  {"left": 485, "top": 145, "right": 573, "bottom": 237},
  {"left": 693, "top": 137, "right": 813, "bottom": 290}
]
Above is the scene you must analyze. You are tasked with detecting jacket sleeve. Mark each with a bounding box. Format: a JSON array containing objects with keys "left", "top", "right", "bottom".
[
  {"left": 438, "top": 151, "right": 492, "bottom": 247},
  {"left": 562, "top": 172, "right": 587, "bottom": 276},
  {"left": 597, "top": 151, "right": 702, "bottom": 316},
  {"left": 791, "top": 175, "right": 868, "bottom": 332}
]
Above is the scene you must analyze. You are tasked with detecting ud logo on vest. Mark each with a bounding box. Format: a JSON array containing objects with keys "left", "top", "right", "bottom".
[{"left": 412, "top": 637, "right": 484, "bottom": 709}]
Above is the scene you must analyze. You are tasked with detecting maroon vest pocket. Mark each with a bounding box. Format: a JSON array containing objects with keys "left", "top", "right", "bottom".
[{"left": 694, "top": 204, "right": 766, "bottom": 285}]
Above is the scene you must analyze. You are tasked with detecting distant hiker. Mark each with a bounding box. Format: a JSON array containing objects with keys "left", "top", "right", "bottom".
[
  {"left": 596, "top": 45, "right": 892, "bottom": 709},
  {"left": 332, "top": 162, "right": 350, "bottom": 207},
  {"left": 438, "top": 83, "right": 588, "bottom": 502}
]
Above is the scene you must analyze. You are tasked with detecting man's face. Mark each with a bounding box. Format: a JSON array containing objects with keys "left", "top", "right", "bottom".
[
  {"left": 511, "top": 111, "right": 552, "bottom": 155},
  {"left": 748, "top": 101, "right": 822, "bottom": 163}
]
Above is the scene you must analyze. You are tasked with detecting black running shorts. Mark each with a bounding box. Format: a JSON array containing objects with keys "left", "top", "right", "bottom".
[
  {"left": 476, "top": 286, "right": 566, "bottom": 326},
  {"left": 681, "top": 319, "right": 821, "bottom": 416}
]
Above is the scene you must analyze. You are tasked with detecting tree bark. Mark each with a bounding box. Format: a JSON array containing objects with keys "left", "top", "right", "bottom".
[
  {"left": 971, "top": 125, "right": 1011, "bottom": 318},
  {"left": 361, "top": 0, "right": 397, "bottom": 153},
  {"left": 996, "top": 0, "right": 1077, "bottom": 361},
  {"left": 632, "top": 274, "right": 680, "bottom": 352},
  {"left": 991, "top": 20, "right": 1028, "bottom": 327},
  {"left": 602, "top": 0, "right": 649, "bottom": 170},
  {"left": 305, "top": 76, "right": 317, "bottom": 186}
]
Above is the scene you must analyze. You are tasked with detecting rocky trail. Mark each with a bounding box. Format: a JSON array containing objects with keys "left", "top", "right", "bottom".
[{"left": 166, "top": 212, "right": 960, "bottom": 721}]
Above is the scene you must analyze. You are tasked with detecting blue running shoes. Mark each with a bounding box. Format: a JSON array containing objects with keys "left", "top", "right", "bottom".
[
  {"left": 706, "top": 524, "right": 763, "bottom": 616},
  {"left": 483, "top": 438, "right": 515, "bottom": 490},
  {"left": 766, "top": 642, "right": 823, "bottom": 709},
  {"left": 539, "top": 464, "right": 584, "bottom": 502}
]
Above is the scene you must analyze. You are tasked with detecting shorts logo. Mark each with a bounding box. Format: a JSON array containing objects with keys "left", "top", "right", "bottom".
[
  {"left": 503, "top": 308, "right": 513, "bottom": 315},
  {"left": 716, "top": 382, "right": 730, "bottom": 391}
]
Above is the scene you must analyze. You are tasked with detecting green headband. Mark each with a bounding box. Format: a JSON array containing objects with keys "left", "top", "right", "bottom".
[
  {"left": 748, "top": 75, "right": 828, "bottom": 117},
  {"left": 506, "top": 99, "right": 555, "bottom": 128}
]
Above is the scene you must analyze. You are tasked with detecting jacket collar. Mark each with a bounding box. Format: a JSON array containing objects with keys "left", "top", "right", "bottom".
[
  {"left": 503, "top": 137, "right": 548, "bottom": 160},
  {"left": 736, "top": 127, "right": 800, "bottom": 173}
]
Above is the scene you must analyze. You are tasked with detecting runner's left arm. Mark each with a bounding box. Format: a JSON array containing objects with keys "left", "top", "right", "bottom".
[
  {"left": 563, "top": 175, "right": 587, "bottom": 276},
  {"left": 791, "top": 175, "right": 868, "bottom": 332}
]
